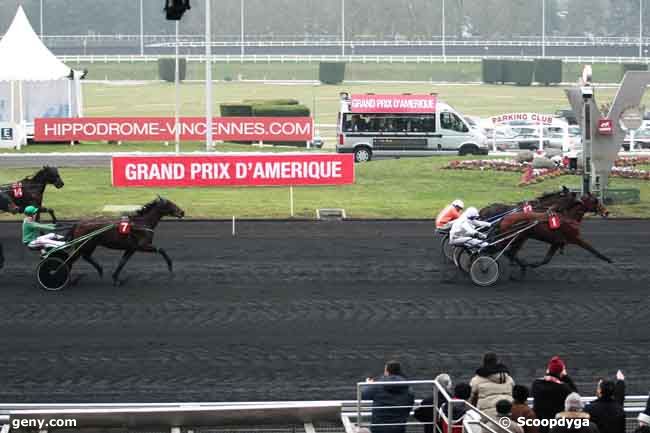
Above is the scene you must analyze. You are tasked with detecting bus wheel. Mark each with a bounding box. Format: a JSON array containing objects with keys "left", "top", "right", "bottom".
[
  {"left": 459, "top": 144, "right": 479, "bottom": 156},
  {"left": 354, "top": 147, "right": 372, "bottom": 163}
]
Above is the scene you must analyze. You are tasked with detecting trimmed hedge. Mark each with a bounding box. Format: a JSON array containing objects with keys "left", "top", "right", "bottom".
[
  {"left": 535, "top": 59, "right": 563, "bottom": 85},
  {"left": 158, "top": 57, "right": 186, "bottom": 82},
  {"left": 220, "top": 103, "right": 253, "bottom": 117},
  {"left": 243, "top": 99, "right": 299, "bottom": 106},
  {"left": 482, "top": 59, "right": 504, "bottom": 84},
  {"left": 252, "top": 104, "right": 311, "bottom": 117},
  {"left": 503, "top": 60, "right": 535, "bottom": 86},
  {"left": 319, "top": 62, "right": 346, "bottom": 84}
]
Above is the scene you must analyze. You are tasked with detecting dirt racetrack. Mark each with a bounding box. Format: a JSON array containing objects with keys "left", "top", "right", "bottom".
[{"left": 1, "top": 220, "right": 649, "bottom": 402}]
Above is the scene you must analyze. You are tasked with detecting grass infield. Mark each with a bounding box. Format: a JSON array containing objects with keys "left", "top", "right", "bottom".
[{"left": 1, "top": 157, "right": 649, "bottom": 219}]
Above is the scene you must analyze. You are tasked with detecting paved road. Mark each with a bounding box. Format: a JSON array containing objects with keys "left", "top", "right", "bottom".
[{"left": 1, "top": 220, "right": 649, "bottom": 403}]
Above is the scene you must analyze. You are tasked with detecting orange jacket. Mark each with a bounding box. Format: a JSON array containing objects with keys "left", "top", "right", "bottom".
[{"left": 435, "top": 205, "right": 461, "bottom": 228}]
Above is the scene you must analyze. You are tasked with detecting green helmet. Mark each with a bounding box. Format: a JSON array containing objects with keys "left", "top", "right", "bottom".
[{"left": 24, "top": 205, "right": 39, "bottom": 215}]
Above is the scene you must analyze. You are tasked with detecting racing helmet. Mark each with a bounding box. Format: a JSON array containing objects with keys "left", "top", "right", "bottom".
[
  {"left": 451, "top": 199, "right": 464, "bottom": 210},
  {"left": 24, "top": 205, "right": 39, "bottom": 216},
  {"left": 464, "top": 207, "right": 480, "bottom": 219}
]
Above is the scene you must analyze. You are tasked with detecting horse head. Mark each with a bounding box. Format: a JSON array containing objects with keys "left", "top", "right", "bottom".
[
  {"left": 155, "top": 196, "right": 185, "bottom": 219},
  {"left": 38, "top": 166, "right": 65, "bottom": 189}
]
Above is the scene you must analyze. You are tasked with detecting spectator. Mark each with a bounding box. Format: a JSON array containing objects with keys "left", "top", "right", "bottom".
[
  {"left": 512, "top": 385, "right": 538, "bottom": 433},
  {"left": 483, "top": 400, "right": 524, "bottom": 433},
  {"left": 470, "top": 352, "right": 515, "bottom": 419},
  {"left": 362, "top": 360, "right": 415, "bottom": 433},
  {"left": 413, "top": 374, "right": 454, "bottom": 433},
  {"left": 415, "top": 382, "right": 471, "bottom": 433},
  {"left": 550, "top": 393, "right": 599, "bottom": 433},
  {"left": 584, "top": 371, "right": 626, "bottom": 433},
  {"left": 531, "top": 356, "right": 577, "bottom": 432},
  {"left": 635, "top": 427, "right": 650, "bottom": 433}
]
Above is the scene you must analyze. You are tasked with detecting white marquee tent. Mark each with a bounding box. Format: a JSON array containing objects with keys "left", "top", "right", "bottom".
[{"left": 0, "top": 6, "right": 83, "bottom": 148}]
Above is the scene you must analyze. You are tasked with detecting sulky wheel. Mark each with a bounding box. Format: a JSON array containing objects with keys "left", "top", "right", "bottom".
[
  {"left": 37, "top": 256, "right": 70, "bottom": 291},
  {"left": 454, "top": 247, "right": 473, "bottom": 273},
  {"left": 440, "top": 235, "right": 454, "bottom": 262},
  {"left": 470, "top": 255, "right": 500, "bottom": 287}
]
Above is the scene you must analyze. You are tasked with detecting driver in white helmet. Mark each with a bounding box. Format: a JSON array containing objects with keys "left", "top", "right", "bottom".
[
  {"left": 449, "top": 206, "right": 492, "bottom": 248},
  {"left": 435, "top": 199, "right": 465, "bottom": 229}
]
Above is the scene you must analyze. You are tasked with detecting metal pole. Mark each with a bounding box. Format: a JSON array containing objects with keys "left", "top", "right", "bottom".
[
  {"left": 341, "top": 0, "right": 345, "bottom": 56},
  {"left": 640, "top": 0, "right": 644, "bottom": 58},
  {"left": 140, "top": 0, "right": 144, "bottom": 56},
  {"left": 583, "top": 100, "right": 591, "bottom": 194},
  {"left": 175, "top": 21, "right": 180, "bottom": 154},
  {"left": 542, "top": 0, "right": 546, "bottom": 57},
  {"left": 441, "top": 0, "right": 446, "bottom": 61},
  {"left": 206, "top": 0, "right": 213, "bottom": 150},
  {"left": 240, "top": 0, "right": 245, "bottom": 57},
  {"left": 290, "top": 186, "right": 294, "bottom": 217},
  {"left": 40, "top": 0, "right": 44, "bottom": 38}
]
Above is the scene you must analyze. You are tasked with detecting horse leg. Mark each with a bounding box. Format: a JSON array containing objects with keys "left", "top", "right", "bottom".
[
  {"left": 81, "top": 247, "right": 103, "bottom": 279},
  {"left": 112, "top": 249, "right": 136, "bottom": 286},
  {"left": 138, "top": 245, "right": 173, "bottom": 273},
  {"left": 529, "top": 244, "right": 562, "bottom": 268},
  {"left": 0, "top": 243, "right": 4, "bottom": 269},
  {"left": 48, "top": 209, "right": 57, "bottom": 224},
  {"left": 571, "top": 236, "right": 613, "bottom": 263}
]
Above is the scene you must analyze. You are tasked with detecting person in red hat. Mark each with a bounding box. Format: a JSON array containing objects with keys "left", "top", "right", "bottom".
[{"left": 531, "top": 356, "right": 578, "bottom": 433}]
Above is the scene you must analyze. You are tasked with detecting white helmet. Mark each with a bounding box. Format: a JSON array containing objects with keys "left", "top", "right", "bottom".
[
  {"left": 452, "top": 199, "right": 465, "bottom": 209},
  {"left": 464, "top": 207, "right": 480, "bottom": 219}
]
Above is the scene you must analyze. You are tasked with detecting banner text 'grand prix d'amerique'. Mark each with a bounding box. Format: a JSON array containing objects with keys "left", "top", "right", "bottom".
[
  {"left": 111, "top": 154, "right": 355, "bottom": 187},
  {"left": 34, "top": 117, "right": 313, "bottom": 142}
]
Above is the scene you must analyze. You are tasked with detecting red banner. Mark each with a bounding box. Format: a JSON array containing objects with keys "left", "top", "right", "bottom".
[
  {"left": 350, "top": 94, "right": 436, "bottom": 113},
  {"left": 598, "top": 118, "right": 613, "bottom": 136},
  {"left": 35, "top": 117, "right": 313, "bottom": 142},
  {"left": 111, "top": 154, "right": 355, "bottom": 187}
]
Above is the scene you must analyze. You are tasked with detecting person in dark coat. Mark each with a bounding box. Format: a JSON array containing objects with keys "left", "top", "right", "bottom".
[
  {"left": 362, "top": 360, "right": 415, "bottom": 433},
  {"left": 584, "top": 371, "right": 626, "bottom": 433},
  {"left": 531, "top": 356, "right": 578, "bottom": 433},
  {"left": 415, "top": 383, "right": 471, "bottom": 433},
  {"left": 413, "top": 375, "right": 456, "bottom": 433}
]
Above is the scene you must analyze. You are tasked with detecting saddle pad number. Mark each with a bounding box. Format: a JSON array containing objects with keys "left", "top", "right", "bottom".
[
  {"left": 548, "top": 213, "right": 561, "bottom": 230},
  {"left": 118, "top": 221, "right": 132, "bottom": 235},
  {"left": 12, "top": 183, "right": 23, "bottom": 198},
  {"left": 523, "top": 203, "right": 533, "bottom": 213}
]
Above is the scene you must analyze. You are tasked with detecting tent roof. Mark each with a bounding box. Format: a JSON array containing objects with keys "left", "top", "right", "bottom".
[{"left": 0, "top": 6, "right": 71, "bottom": 81}]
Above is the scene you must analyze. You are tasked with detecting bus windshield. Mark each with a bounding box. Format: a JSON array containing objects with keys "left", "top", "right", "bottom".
[{"left": 342, "top": 113, "right": 436, "bottom": 134}]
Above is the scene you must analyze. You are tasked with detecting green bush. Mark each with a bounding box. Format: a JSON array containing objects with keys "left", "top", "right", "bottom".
[
  {"left": 243, "top": 99, "right": 300, "bottom": 106},
  {"left": 482, "top": 59, "right": 504, "bottom": 84},
  {"left": 503, "top": 60, "right": 535, "bottom": 86},
  {"left": 219, "top": 103, "right": 253, "bottom": 117},
  {"left": 622, "top": 63, "right": 648, "bottom": 79},
  {"left": 252, "top": 104, "right": 311, "bottom": 117},
  {"left": 319, "top": 62, "right": 346, "bottom": 84},
  {"left": 534, "top": 59, "right": 563, "bottom": 85},
  {"left": 157, "top": 57, "right": 186, "bottom": 82}
]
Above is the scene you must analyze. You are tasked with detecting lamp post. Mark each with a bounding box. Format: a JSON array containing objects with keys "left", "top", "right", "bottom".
[
  {"left": 341, "top": 0, "right": 345, "bottom": 56},
  {"left": 241, "top": 0, "right": 245, "bottom": 57},
  {"left": 175, "top": 20, "right": 180, "bottom": 153},
  {"left": 206, "top": 0, "right": 213, "bottom": 150},
  {"left": 640, "top": 0, "right": 644, "bottom": 58},
  {"left": 441, "top": 0, "right": 446, "bottom": 61},
  {"left": 542, "top": 0, "right": 546, "bottom": 57},
  {"left": 140, "top": 0, "right": 144, "bottom": 56},
  {"left": 39, "top": 0, "right": 43, "bottom": 38}
]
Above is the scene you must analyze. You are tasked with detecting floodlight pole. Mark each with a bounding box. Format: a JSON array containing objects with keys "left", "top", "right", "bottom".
[
  {"left": 206, "top": 0, "right": 214, "bottom": 150},
  {"left": 441, "top": 0, "right": 446, "bottom": 61},
  {"left": 542, "top": 0, "right": 546, "bottom": 57},
  {"left": 341, "top": 0, "right": 345, "bottom": 56},
  {"left": 39, "top": 0, "right": 43, "bottom": 38},
  {"left": 640, "top": 0, "right": 644, "bottom": 58},
  {"left": 241, "top": 0, "right": 245, "bottom": 56},
  {"left": 140, "top": 0, "right": 144, "bottom": 56},
  {"left": 175, "top": 21, "right": 180, "bottom": 154},
  {"left": 583, "top": 98, "right": 592, "bottom": 194}
]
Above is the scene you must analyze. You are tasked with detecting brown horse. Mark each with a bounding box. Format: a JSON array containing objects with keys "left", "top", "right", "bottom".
[
  {"left": 480, "top": 186, "right": 576, "bottom": 220},
  {"left": 0, "top": 166, "right": 65, "bottom": 221},
  {"left": 498, "top": 193, "right": 611, "bottom": 273},
  {"left": 69, "top": 197, "right": 185, "bottom": 286}
]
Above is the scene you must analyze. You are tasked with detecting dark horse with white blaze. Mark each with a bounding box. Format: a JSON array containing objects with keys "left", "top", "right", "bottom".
[
  {"left": 480, "top": 186, "right": 576, "bottom": 220},
  {"left": 68, "top": 197, "right": 185, "bottom": 286},
  {"left": 498, "top": 193, "right": 611, "bottom": 273},
  {"left": 0, "top": 166, "right": 65, "bottom": 269}
]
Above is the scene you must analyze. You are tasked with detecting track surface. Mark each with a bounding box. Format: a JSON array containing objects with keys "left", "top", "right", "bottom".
[{"left": 1, "top": 220, "right": 649, "bottom": 403}]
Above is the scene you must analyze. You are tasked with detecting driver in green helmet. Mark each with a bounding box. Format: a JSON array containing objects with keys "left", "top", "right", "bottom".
[{"left": 22, "top": 206, "right": 65, "bottom": 250}]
